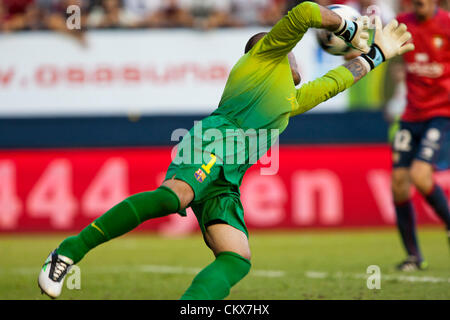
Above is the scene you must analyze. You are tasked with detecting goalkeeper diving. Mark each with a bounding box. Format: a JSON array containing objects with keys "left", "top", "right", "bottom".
[{"left": 38, "top": 2, "right": 414, "bottom": 300}]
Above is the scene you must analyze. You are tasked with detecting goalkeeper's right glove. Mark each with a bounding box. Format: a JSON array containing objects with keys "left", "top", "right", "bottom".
[
  {"left": 360, "top": 16, "right": 415, "bottom": 71},
  {"left": 334, "top": 16, "right": 371, "bottom": 54}
]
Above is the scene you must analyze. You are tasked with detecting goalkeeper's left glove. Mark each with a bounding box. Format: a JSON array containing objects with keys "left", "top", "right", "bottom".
[
  {"left": 359, "top": 16, "right": 415, "bottom": 71},
  {"left": 334, "top": 16, "right": 371, "bottom": 53}
]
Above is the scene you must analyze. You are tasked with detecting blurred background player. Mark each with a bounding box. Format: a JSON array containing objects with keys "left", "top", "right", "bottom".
[{"left": 391, "top": 0, "right": 450, "bottom": 271}]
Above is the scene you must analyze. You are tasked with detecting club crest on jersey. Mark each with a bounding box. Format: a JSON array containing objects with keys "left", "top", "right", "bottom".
[
  {"left": 432, "top": 36, "right": 444, "bottom": 49},
  {"left": 194, "top": 168, "right": 206, "bottom": 183},
  {"left": 286, "top": 93, "right": 298, "bottom": 110}
]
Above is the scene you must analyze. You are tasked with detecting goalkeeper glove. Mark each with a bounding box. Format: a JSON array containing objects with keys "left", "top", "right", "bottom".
[
  {"left": 360, "top": 16, "right": 415, "bottom": 71},
  {"left": 334, "top": 16, "right": 371, "bottom": 54}
]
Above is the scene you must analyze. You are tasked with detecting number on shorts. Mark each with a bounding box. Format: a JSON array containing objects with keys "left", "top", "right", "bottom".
[{"left": 394, "top": 129, "right": 412, "bottom": 152}]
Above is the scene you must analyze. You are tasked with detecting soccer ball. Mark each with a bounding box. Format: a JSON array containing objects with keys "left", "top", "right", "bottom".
[{"left": 316, "top": 4, "right": 361, "bottom": 56}]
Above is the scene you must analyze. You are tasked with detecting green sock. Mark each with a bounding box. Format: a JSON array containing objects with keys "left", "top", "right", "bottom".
[
  {"left": 180, "top": 251, "right": 251, "bottom": 300},
  {"left": 57, "top": 186, "right": 180, "bottom": 263}
]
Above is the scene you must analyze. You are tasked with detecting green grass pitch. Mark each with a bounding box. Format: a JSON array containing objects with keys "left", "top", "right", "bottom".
[{"left": 1, "top": 227, "right": 449, "bottom": 300}]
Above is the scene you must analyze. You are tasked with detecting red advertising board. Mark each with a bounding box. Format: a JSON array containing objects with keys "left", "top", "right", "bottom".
[{"left": 0, "top": 145, "right": 448, "bottom": 235}]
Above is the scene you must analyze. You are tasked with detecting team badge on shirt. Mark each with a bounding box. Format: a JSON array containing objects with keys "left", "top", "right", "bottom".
[
  {"left": 286, "top": 93, "right": 298, "bottom": 110},
  {"left": 432, "top": 36, "right": 444, "bottom": 49},
  {"left": 194, "top": 168, "right": 206, "bottom": 183}
]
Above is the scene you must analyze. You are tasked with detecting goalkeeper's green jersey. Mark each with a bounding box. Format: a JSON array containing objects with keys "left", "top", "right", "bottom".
[
  {"left": 212, "top": 1, "right": 355, "bottom": 134},
  {"left": 166, "top": 2, "right": 359, "bottom": 207}
]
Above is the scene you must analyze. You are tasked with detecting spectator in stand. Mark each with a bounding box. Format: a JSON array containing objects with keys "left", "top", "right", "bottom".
[
  {"left": 23, "top": 1, "right": 46, "bottom": 30},
  {"left": 259, "top": 0, "right": 286, "bottom": 26},
  {"left": 400, "top": 0, "right": 450, "bottom": 12},
  {"left": 150, "top": 0, "right": 194, "bottom": 28},
  {"left": 0, "top": 1, "right": 9, "bottom": 31},
  {"left": 45, "top": 0, "right": 88, "bottom": 45},
  {"left": 230, "top": 0, "right": 285, "bottom": 26},
  {"left": 346, "top": 0, "right": 396, "bottom": 24},
  {"left": 400, "top": 0, "right": 414, "bottom": 12},
  {"left": 0, "top": 0, "right": 34, "bottom": 31},
  {"left": 0, "top": 0, "right": 410, "bottom": 31},
  {"left": 122, "top": 0, "right": 162, "bottom": 27},
  {"left": 2, "top": 0, "right": 33, "bottom": 16},
  {"left": 185, "top": 0, "right": 237, "bottom": 30},
  {"left": 285, "top": 0, "right": 337, "bottom": 13},
  {"left": 88, "top": 0, "right": 137, "bottom": 28},
  {"left": 35, "top": 0, "right": 58, "bottom": 15}
]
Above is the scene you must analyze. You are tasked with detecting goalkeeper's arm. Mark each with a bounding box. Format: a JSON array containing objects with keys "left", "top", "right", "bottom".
[
  {"left": 291, "top": 16, "right": 414, "bottom": 117},
  {"left": 254, "top": 2, "right": 370, "bottom": 60}
]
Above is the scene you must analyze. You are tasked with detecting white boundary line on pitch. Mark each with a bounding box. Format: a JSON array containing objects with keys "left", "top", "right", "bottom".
[
  {"left": 8, "top": 265, "right": 285, "bottom": 278},
  {"left": 305, "top": 270, "right": 450, "bottom": 284},
  {"left": 95, "top": 265, "right": 286, "bottom": 278},
  {"left": 8, "top": 266, "right": 449, "bottom": 283}
]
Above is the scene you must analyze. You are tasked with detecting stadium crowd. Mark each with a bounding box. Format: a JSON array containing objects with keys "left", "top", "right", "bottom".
[{"left": 2, "top": 0, "right": 448, "bottom": 33}]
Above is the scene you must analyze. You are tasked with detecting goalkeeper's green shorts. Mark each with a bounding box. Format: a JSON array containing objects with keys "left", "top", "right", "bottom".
[
  {"left": 164, "top": 115, "right": 250, "bottom": 238},
  {"left": 190, "top": 194, "right": 248, "bottom": 239}
]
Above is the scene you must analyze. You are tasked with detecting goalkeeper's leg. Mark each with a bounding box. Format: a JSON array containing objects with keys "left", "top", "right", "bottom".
[
  {"left": 181, "top": 224, "right": 251, "bottom": 300},
  {"left": 57, "top": 179, "right": 193, "bottom": 263},
  {"left": 38, "top": 178, "right": 194, "bottom": 298}
]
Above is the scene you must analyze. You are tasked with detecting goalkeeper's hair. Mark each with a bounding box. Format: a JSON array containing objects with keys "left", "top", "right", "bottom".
[{"left": 244, "top": 32, "right": 268, "bottom": 54}]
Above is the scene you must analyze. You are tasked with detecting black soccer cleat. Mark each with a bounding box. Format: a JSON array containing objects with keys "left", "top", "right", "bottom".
[{"left": 396, "top": 256, "right": 428, "bottom": 272}]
